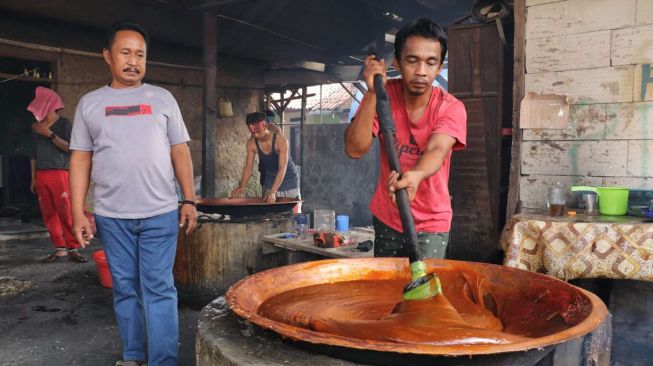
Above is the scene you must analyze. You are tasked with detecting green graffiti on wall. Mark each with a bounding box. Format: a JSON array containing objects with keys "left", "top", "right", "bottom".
[
  {"left": 569, "top": 143, "right": 579, "bottom": 176},
  {"left": 643, "top": 63, "right": 653, "bottom": 102},
  {"left": 641, "top": 103, "right": 651, "bottom": 176}
]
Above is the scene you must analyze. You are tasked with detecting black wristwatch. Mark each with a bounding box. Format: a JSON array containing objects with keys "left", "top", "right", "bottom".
[
  {"left": 179, "top": 200, "right": 197, "bottom": 208},
  {"left": 48, "top": 132, "right": 57, "bottom": 140}
]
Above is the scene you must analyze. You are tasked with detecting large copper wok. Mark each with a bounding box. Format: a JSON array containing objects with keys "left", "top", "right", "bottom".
[{"left": 226, "top": 258, "right": 608, "bottom": 365}]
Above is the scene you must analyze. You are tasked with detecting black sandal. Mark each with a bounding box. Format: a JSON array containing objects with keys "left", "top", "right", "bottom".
[
  {"left": 68, "top": 251, "right": 88, "bottom": 263},
  {"left": 115, "top": 360, "right": 146, "bottom": 366},
  {"left": 41, "top": 253, "right": 66, "bottom": 263}
]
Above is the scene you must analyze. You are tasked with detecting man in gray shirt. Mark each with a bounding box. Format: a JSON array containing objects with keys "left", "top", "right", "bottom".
[{"left": 69, "top": 20, "right": 197, "bottom": 366}]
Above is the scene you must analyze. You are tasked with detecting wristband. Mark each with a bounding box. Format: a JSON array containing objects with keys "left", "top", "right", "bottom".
[
  {"left": 180, "top": 200, "right": 197, "bottom": 208},
  {"left": 48, "top": 132, "right": 57, "bottom": 140}
]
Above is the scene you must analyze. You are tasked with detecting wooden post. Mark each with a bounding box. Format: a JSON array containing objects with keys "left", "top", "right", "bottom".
[
  {"left": 201, "top": 12, "right": 217, "bottom": 198},
  {"left": 300, "top": 86, "right": 307, "bottom": 191},
  {"left": 279, "top": 108, "right": 286, "bottom": 135},
  {"left": 506, "top": 0, "right": 526, "bottom": 219}
]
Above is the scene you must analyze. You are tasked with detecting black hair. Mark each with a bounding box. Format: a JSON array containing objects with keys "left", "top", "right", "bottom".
[
  {"left": 246, "top": 112, "right": 266, "bottom": 125},
  {"left": 264, "top": 109, "right": 275, "bottom": 119},
  {"left": 394, "top": 18, "right": 447, "bottom": 64},
  {"left": 105, "top": 20, "right": 150, "bottom": 50}
]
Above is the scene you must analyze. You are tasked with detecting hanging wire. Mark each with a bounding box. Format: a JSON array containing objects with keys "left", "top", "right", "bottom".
[{"left": 0, "top": 67, "right": 40, "bottom": 84}]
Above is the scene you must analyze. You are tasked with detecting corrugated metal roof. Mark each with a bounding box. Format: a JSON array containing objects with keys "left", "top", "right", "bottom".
[{"left": 286, "top": 83, "right": 355, "bottom": 111}]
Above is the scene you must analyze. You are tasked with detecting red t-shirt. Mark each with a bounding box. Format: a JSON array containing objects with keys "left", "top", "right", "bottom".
[{"left": 365, "top": 79, "right": 467, "bottom": 233}]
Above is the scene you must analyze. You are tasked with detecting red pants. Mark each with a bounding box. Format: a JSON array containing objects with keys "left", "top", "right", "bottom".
[{"left": 35, "top": 170, "right": 78, "bottom": 250}]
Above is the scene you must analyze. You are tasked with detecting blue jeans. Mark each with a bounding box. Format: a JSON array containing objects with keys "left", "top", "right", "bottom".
[{"left": 95, "top": 210, "right": 179, "bottom": 366}]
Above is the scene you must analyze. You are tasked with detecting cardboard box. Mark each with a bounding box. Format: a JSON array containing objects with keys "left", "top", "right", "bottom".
[{"left": 519, "top": 93, "right": 569, "bottom": 129}]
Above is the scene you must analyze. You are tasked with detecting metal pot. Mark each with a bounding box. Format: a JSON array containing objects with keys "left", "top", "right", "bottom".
[{"left": 571, "top": 186, "right": 629, "bottom": 215}]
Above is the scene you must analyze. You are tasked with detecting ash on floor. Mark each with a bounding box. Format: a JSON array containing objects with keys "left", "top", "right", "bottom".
[
  {"left": 0, "top": 236, "right": 200, "bottom": 366},
  {"left": 0, "top": 276, "right": 34, "bottom": 297}
]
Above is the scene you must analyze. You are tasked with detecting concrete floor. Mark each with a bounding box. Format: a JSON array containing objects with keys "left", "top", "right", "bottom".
[{"left": 0, "top": 227, "right": 200, "bottom": 366}]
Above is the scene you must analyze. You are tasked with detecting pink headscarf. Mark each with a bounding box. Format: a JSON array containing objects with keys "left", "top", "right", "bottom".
[{"left": 27, "top": 86, "right": 64, "bottom": 122}]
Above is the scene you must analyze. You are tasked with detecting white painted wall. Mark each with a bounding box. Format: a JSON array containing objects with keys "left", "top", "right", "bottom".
[{"left": 520, "top": 0, "right": 653, "bottom": 208}]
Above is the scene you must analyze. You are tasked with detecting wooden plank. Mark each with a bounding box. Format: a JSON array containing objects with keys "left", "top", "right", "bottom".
[
  {"left": 526, "top": 0, "right": 636, "bottom": 39},
  {"left": 637, "top": 0, "right": 653, "bottom": 26},
  {"left": 265, "top": 239, "right": 367, "bottom": 258},
  {"left": 518, "top": 175, "right": 602, "bottom": 209},
  {"left": 484, "top": 97, "right": 502, "bottom": 245},
  {"left": 201, "top": 13, "right": 218, "bottom": 198},
  {"left": 612, "top": 25, "right": 653, "bottom": 66},
  {"left": 526, "top": 31, "right": 610, "bottom": 73},
  {"left": 526, "top": 66, "right": 634, "bottom": 104},
  {"left": 323, "top": 228, "right": 376, "bottom": 243},
  {"left": 521, "top": 140, "right": 628, "bottom": 176},
  {"left": 606, "top": 102, "right": 653, "bottom": 139},
  {"left": 261, "top": 231, "right": 374, "bottom": 259},
  {"left": 523, "top": 104, "right": 607, "bottom": 141},
  {"left": 448, "top": 23, "right": 502, "bottom": 97},
  {"left": 448, "top": 20, "right": 510, "bottom": 260},
  {"left": 449, "top": 98, "right": 496, "bottom": 261},
  {"left": 526, "top": 0, "right": 565, "bottom": 6},
  {"left": 447, "top": 25, "right": 476, "bottom": 97},
  {"left": 507, "top": 0, "right": 526, "bottom": 218}
]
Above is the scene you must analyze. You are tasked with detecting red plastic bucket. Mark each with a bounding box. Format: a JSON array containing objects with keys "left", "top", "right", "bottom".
[{"left": 92, "top": 250, "right": 113, "bottom": 288}]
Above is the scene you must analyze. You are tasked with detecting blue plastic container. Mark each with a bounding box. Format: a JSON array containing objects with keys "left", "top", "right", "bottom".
[{"left": 335, "top": 215, "right": 349, "bottom": 232}]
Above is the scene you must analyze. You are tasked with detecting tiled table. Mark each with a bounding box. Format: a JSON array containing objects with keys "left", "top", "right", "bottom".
[{"left": 500, "top": 211, "right": 653, "bottom": 281}]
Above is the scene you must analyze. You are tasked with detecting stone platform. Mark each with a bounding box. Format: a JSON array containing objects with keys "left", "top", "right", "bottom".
[{"left": 196, "top": 296, "right": 364, "bottom": 366}]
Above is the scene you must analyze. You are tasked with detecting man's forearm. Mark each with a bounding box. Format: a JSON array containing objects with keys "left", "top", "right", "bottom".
[
  {"left": 412, "top": 148, "right": 447, "bottom": 180},
  {"left": 69, "top": 151, "right": 92, "bottom": 216},
  {"left": 344, "top": 92, "right": 376, "bottom": 158},
  {"left": 30, "top": 159, "right": 36, "bottom": 181},
  {"left": 411, "top": 134, "right": 457, "bottom": 180},
  {"left": 171, "top": 144, "right": 196, "bottom": 200},
  {"left": 52, "top": 136, "right": 70, "bottom": 152},
  {"left": 239, "top": 168, "right": 252, "bottom": 189},
  {"left": 269, "top": 166, "right": 287, "bottom": 193}
]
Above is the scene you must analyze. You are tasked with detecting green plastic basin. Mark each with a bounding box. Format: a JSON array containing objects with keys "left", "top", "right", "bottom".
[{"left": 571, "top": 186, "right": 629, "bottom": 215}]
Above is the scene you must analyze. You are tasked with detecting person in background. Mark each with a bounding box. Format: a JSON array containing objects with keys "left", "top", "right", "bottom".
[
  {"left": 264, "top": 108, "right": 281, "bottom": 132},
  {"left": 231, "top": 112, "right": 300, "bottom": 203},
  {"left": 28, "top": 86, "right": 87, "bottom": 263},
  {"left": 344, "top": 18, "right": 467, "bottom": 259},
  {"left": 69, "top": 20, "right": 197, "bottom": 366},
  {"left": 257, "top": 109, "right": 282, "bottom": 188}
]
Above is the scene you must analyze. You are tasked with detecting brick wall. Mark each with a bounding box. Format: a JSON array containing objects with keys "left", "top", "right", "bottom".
[
  {"left": 300, "top": 124, "right": 379, "bottom": 227},
  {"left": 520, "top": 0, "right": 653, "bottom": 208}
]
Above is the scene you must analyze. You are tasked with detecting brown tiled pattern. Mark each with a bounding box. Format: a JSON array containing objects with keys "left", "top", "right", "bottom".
[{"left": 500, "top": 213, "right": 653, "bottom": 281}]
